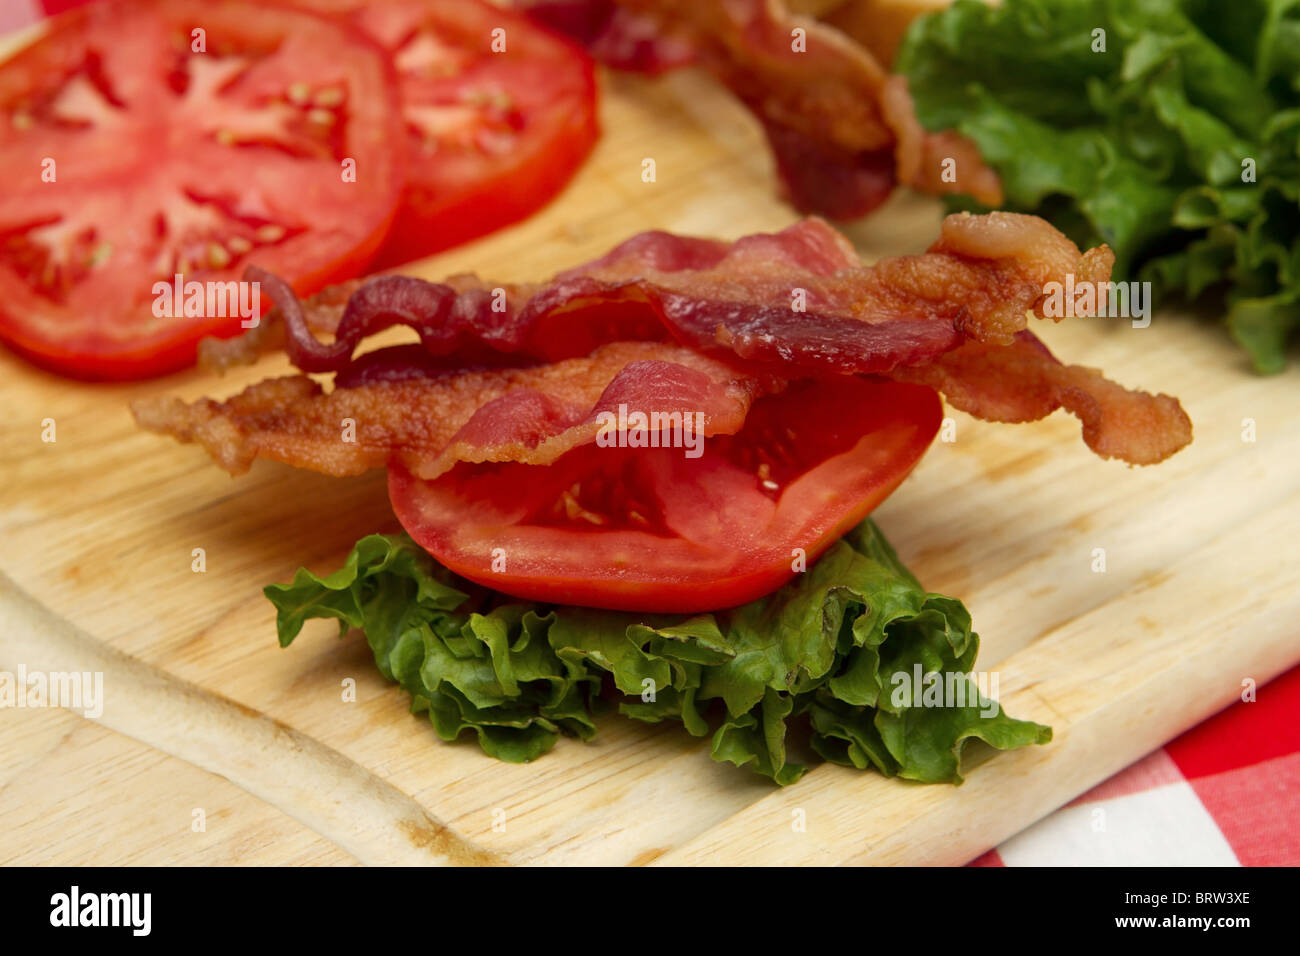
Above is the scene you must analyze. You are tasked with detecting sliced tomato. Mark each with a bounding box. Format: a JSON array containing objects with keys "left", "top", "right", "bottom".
[
  {"left": 389, "top": 377, "right": 941, "bottom": 613},
  {"left": 0, "top": 0, "right": 404, "bottom": 379},
  {"left": 297, "top": 0, "right": 599, "bottom": 267}
]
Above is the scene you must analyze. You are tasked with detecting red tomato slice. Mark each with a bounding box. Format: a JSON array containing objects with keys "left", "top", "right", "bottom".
[
  {"left": 0, "top": 0, "right": 405, "bottom": 379},
  {"left": 389, "top": 377, "right": 941, "bottom": 612},
  {"left": 298, "top": 0, "right": 599, "bottom": 267}
]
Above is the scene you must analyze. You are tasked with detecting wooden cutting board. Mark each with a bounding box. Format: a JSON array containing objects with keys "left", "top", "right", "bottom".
[{"left": 2, "top": 59, "right": 1298, "bottom": 866}]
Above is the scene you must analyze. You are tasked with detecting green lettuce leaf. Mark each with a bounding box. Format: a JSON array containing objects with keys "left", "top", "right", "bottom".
[
  {"left": 897, "top": 0, "right": 1300, "bottom": 373},
  {"left": 266, "top": 522, "right": 1050, "bottom": 785}
]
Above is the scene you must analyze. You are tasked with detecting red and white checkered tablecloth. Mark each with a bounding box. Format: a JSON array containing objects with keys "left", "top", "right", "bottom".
[
  {"left": 7, "top": 0, "right": 1299, "bottom": 868},
  {"left": 970, "top": 665, "right": 1300, "bottom": 866}
]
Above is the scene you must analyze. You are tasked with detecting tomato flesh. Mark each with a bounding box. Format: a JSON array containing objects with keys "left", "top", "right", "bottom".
[
  {"left": 389, "top": 377, "right": 941, "bottom": 612},
  {"left": 0, "top": 0, "right": 404, "bottom": 378},
  {"left": 298, "top": 0, "right": 599, "bottom": 267}
]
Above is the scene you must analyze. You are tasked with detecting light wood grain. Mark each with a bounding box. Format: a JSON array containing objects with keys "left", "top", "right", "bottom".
[
  {"left": 0, "top": 572, "right": 502, "bottom": 864},
  {"left": 1, "top": 61, "right": 1297, "bottom": 866},
  {"left": 0, "top": 708, "right": 356, "bottom": 867}
]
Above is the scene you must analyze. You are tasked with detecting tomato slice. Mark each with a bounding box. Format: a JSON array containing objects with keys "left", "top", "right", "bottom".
[
  {"left": 389, "top": 377, "right": 941, "bottom": 612},
  {"left": 0, "top": 0, "right": 405, "bottom": 379},
  {"left": 298, "top": 0, "right": 599, "bottom": 267}
]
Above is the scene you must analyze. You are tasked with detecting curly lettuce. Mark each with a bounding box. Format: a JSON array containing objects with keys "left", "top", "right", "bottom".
[
  {"left": 266, "top": 521, "right": 1049, "bottom": 785},
  {"left": 897, "top": 0, "right": 1300, "bottom": 373}
]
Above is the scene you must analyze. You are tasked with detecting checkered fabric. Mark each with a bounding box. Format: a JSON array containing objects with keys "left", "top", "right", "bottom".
[{"left": 971, "top": 666, "right": 1300, "bottom": 866}]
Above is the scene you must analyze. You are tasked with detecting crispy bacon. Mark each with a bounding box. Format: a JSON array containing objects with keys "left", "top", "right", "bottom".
[
  {"left": 198, "top": 278, "right": 362, "bottom": 374},
  {"left": 202, "top": 213, "right": 1110, "bottom": 377},
  {"left": 139, "top": 213, "right": 1191, "bottom": 471},
  {"left": 133, "top": 342, "right": 774, "bottom": 479},
  {"left": 518, "top": 0, "right": 1001, "bottom": 218},
  {"left": 522, "top": 0, "right": 699, "bottom": 72},
  {"left": 892, "top": 334, "right": 1193, "bottom": 466}
]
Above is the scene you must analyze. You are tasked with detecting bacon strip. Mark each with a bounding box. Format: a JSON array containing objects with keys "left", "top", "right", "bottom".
[
  {"left": 198, "top": 278, "right": 361, "bottom": 374},
  {"left": 892, "top": 334, "right": 1193, "bottom": 466},
  {"left": 142, "top": 214, "right": 1191, "bottom": 471},
  {"left": 519, "top": 0, "right": 1001, "bottom": 218},
  {"left": 133, "top": 343, "right": 775, "bottom": 479},
  {"left": 202, "top": 213, "right": 1111, "bottom": 377}
]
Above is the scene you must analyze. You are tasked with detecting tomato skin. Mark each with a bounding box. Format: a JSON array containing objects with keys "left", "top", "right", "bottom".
[
  {"left": 389, "top": 377, "right": 941, "bottom": 612},
  {"left": 374, "top": 52, "right": 598, "bottom": 265},
  {"left": 0, "top": 224, "right": 389, "bottom": 381},
  {"left": 0, "top": 0, "right": 405, "bottom": 380},
  {"left": 293, "top": 0, "right": 600, "bottom": 268}
]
